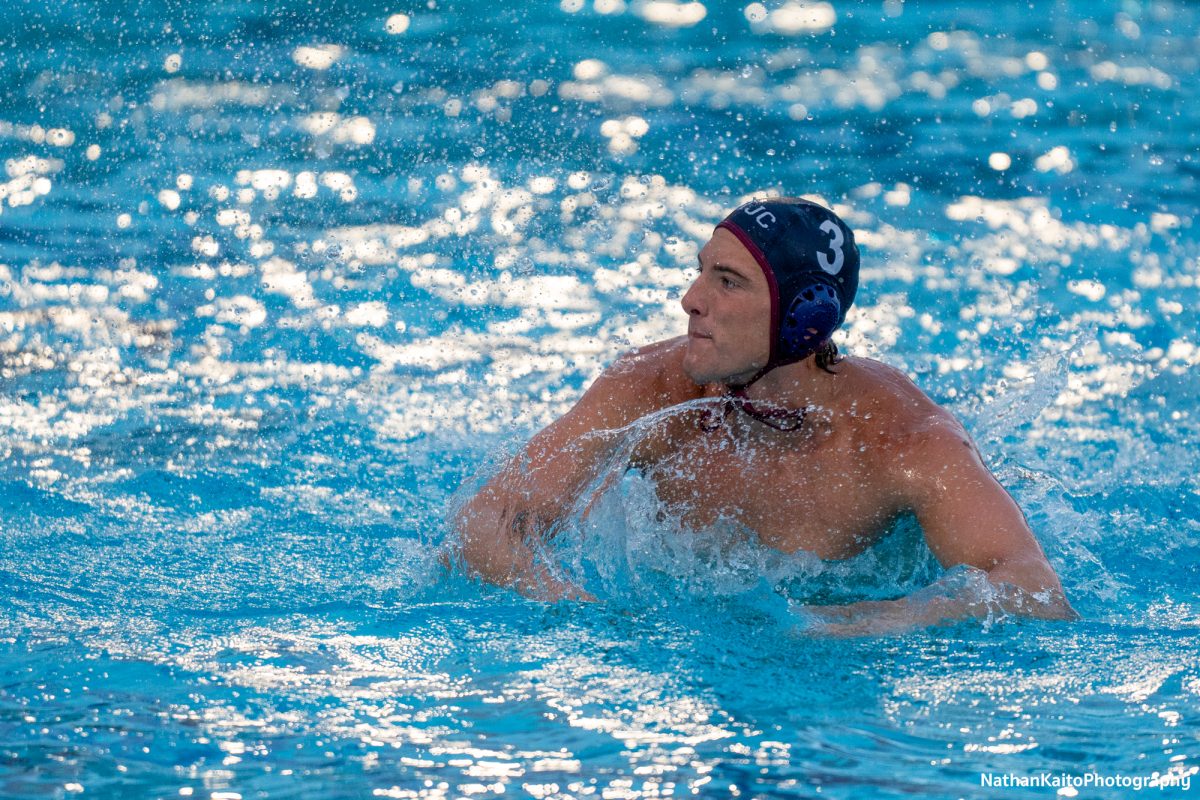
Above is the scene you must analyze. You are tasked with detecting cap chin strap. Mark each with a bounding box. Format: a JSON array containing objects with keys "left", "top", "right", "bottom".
[
  {"left": 700, "top": 385, "right": 809, "bottom": 432},
  {"left": 707, "top": 342, "right": 829, "bottom": 432},
  {"left": 725, "top": 364, "right": 772, "bottom": 395},
  {"left": 725, "top": 334, "right": 828, "bottom": 394}
]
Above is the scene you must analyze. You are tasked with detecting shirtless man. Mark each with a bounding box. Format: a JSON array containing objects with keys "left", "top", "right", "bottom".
[{"left": 455, "top": 197, "right": 1076, "bottom": 631}]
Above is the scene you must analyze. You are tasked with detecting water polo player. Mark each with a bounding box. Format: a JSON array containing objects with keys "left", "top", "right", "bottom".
[{"left": 455, "top": 197, "right": 1076, "bottom": 632}]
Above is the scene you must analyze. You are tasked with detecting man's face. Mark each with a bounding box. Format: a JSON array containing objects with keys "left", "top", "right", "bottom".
[{"left": 680, "top": 228, "right": 772, "bottom": 386}]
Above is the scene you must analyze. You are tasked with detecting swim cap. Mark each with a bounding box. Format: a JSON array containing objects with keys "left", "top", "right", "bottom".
[{"left": 715, "top": 197, "right": 859, "bottom": 378}]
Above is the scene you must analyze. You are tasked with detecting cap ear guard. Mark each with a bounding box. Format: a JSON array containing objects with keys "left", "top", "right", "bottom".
[{"left": 778, "top": 283, "right": 840, "bottom": 364}]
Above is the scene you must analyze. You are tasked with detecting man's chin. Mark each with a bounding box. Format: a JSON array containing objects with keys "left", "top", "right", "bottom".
[
  {"left": 681, "top": 353, "right": 712, "bottom": 386},
  {"left": 683, "top": 357, "right": 738, "bottom": 387},
  {"left": 684, "top": 360, "right": 767, "bottom": 388}
]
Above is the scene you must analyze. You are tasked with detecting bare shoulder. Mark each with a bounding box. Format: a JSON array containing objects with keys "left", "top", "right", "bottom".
[
  {"left": 833, "top": 356, "right": 974, "bottom": 461},
  {"left": 579, "top": 336, "right": 700, "bottom": 427},
  {"left": 605, "top": 336, "right": 686, "bottom": 378}
]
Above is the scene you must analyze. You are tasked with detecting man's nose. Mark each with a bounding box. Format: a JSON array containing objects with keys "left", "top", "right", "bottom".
[{"left": 681, "top": 277, "right": 704, "bottom": 316}]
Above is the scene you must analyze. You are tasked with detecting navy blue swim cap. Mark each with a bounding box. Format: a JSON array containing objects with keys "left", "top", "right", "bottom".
[{"left": 716, "top": 197, "right": 859, "bottom": 374}]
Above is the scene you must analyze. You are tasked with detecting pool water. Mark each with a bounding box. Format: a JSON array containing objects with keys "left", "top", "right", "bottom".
[{"left": 2, "top": 0, "right": 1198, "bottom": 797}]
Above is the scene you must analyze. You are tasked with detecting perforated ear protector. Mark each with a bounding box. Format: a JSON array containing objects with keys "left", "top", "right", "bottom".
[{"left": 779, "top": 283, "right": 840, "bottom": 364}]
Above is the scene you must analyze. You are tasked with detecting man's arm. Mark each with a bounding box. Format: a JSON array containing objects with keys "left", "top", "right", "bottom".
[
  {"left": 902, "top": 419, "right": 1076, "bottom": 618},
  {"left": 453, "top": 344, "right": 678, "bottom": 599},
  {"left": 807, "top": 417, "right": 1077, "bottom": 635}
]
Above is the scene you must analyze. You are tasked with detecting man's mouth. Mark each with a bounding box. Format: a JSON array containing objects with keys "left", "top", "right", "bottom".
[{"left": 689, "top": 330, "right": 712, "bottom": 340}]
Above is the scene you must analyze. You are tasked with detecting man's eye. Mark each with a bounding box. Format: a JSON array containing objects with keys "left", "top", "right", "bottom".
[{"left": 721, "top": 276, "right": 736, "bottom": 288}]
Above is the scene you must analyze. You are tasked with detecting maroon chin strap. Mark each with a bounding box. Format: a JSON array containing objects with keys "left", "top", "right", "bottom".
[
  {"left": 699, "top": 386, "right": 809, "bottom": 433},
  {"left": 700, "top": 337, "right": 830, "bottom": 433}
]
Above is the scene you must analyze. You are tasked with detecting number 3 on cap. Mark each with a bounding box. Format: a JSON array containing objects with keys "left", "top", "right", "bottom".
[{"left": 817, "top": 220, "right": 844, "bottom": 275}]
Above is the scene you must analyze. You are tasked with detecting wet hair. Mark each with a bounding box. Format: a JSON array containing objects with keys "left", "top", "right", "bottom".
[{"left": 814, "top": 339, "right": 843, "bottom": 373}]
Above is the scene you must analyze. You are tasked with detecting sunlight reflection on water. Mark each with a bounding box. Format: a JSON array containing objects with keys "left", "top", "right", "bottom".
[{"left": 2, "top": 0, "right": 1199, "bottom": 797}]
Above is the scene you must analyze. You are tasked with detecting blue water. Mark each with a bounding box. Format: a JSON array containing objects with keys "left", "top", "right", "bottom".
[{"left": 2, "top": 0, "right": 1198, "bottom": 797}]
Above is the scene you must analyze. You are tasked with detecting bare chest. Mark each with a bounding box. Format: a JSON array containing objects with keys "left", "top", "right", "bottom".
[{"left": 631, "top": 410, "right": 899, "bottom": 559}]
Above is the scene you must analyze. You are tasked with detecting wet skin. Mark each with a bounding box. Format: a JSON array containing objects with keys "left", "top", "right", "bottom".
[
  {"left": 457, "top": 229, "right": 1076, "bottom": 626},
  {"left": 629, "top": 353, "right": 921, "bottom": 561}
]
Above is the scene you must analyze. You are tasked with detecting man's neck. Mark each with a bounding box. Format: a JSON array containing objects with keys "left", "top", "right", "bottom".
[{"left": 733, "top": 357, "right": 827, "bottom": 410}]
